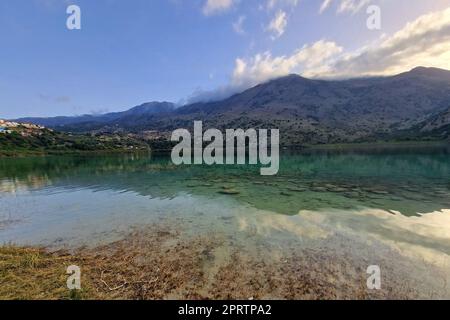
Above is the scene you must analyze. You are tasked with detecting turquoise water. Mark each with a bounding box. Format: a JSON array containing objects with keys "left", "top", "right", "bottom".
[
  {"left": 0, "top": 144, "right": 449, "bottom": 253},
  {"left": 1, "top": 144, "right": 450, "bottom": 297}
]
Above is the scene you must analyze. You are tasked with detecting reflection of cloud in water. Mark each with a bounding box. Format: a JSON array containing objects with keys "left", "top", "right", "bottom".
[
  {"left": 238, "top": 206, "right": 450, "bottom": 269},
  {"left": 302, "top": 208, "right": 450, "bottom": 266},
  {"left": 237, "top": 212, "right": 331, "bottom": 241}
]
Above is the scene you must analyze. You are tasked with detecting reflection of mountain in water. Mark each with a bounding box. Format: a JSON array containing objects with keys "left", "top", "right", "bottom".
[{"left": 0, "top": 144, "right": 450, "bottom": 216}]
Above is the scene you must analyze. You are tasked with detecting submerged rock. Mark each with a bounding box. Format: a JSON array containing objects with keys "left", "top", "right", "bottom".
[
  {"left": 311, "top": 187, "right": 327, "bottom": 193},
  {"left": 327, "top": 187, "right": 348, "bottom": 193},
  {"left": 218, "top": 189, "right": 240, "bottom": 195},
  {"left": 343, "top": 192, "right": 360, "bottom": 199},
  {"left": 287, "top": 187, "right": 307, "bottom": 193},
  {"left": 371, "top": 190, "right": 390, "bottom": 195}
]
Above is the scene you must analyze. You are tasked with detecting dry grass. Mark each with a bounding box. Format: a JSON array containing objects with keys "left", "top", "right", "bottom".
[
  {"left": 0, "top": 246, "right": 93, "bottom": 300},
  {"left": 0, "top": 224, "right": 424, "bottom": 300},
  {"left": 0, "top": 227, "right": 209, "bottom": 300}
]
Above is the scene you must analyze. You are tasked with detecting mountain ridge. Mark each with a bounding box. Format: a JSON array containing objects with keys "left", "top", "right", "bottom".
[
  {"left": 17, "top": 101, "right": 175, "bottom": 128},
  {"left": 14, "top": 67, "right": 450, "bottom": 145}
]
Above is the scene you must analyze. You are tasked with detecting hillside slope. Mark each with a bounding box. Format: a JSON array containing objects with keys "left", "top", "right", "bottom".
[{"left": 16, "top": 67, "right": 450, "bottom": 145}]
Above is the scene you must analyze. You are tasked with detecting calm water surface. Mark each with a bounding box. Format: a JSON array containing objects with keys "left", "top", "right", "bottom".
[{"left": 1, "top": 145, "right": 450, "bottom": 290}]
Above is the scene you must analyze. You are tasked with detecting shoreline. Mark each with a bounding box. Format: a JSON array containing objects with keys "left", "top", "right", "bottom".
[
  {"left": 0, "top": 220, "right": 443, "bottom": 300},
  {"left": 0, "top": 149, "right": 152, "bottom": 158},
  {"left": 304, "top": 140, "right": 449, "bottom": 150},
  {"left": 1, "top": 140, "right": 448, "bottom": 158}
]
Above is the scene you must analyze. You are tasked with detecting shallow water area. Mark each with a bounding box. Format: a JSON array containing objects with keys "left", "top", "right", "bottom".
[{"left": 1, "top": 144, "right": 450, "bottom": 298}]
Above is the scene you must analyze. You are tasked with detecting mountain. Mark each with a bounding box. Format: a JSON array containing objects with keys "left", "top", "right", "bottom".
[
  {"left": 16, "top": 101, "right": 175, "bottom": 129},
  {"left": 120, "top": 66, "right": 450, "bottom": 144},
  {"left": 16, "top": 67, "right": 450, "bottom": 145},
  {"left": 409, "top": 106, "right": 450, "bottom": 139}
]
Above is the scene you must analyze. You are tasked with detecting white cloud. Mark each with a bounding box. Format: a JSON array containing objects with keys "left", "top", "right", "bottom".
[
  {"left": 319, "top": 0, "right": 371, "bottom": 14},
  {"left": 189, "top": 6, "right": 450, "bottom": 103},
  {"left": 232, "top": 15, "right": 246, "bottom": 34},
  {"left": 233, "top": 7, "right": 450, "bottom": 85},
  {"left": 330, "top": 6, "right": 450, "bottom": 77},
  {"left": 338, "top": 0, "right": 371, "bottom": 14},
  {"left": 319, "top": 0, "right": 333, "bottom": 13},
  {"left": 187, "top": 40, "right": 342, "bottom": 103},
  {"left": 232, "top": 40, "right": 343, "bottom": 87},
  {"left": 267, "top": 10, "right": 288, "bottom": 39},
  {"left": 202, "top": 0, "right": 235, "bottom": 16},
  {"left": 266, "top": 0, "right": 300, "bottom": 11}
]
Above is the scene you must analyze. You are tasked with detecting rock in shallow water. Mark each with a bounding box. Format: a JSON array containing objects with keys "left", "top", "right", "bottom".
[
  {"left": 287, "top": 187, "right": 307, "bottom": 193},
  {"left": 218, "top": 189, "right": 240, "bottom": 195}
]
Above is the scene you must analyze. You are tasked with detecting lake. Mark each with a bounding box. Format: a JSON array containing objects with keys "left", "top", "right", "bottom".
[{"left": 1, "top": 144, "right": 450, "bottom": 298}]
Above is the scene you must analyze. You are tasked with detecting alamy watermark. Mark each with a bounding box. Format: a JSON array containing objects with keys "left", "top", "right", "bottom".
[
  {"left": 367, "top": 265, "right": 381, "bottom": 290},
  {"left": 66, "top": 5, "right": 81, "bottom": 30},
  {"left": 171, "top": 121, "right": 280, "bottom": 176},
  {"left": 66, "top": 265, "right": 81, "bottom": 290},
  {"left": 367, "top": 5, "right": 381, "bottom": 30}
]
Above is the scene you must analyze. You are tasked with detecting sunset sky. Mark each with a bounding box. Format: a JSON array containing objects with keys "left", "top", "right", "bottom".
[{"left": 1, "top": 0, "right": 450, "bottom": 118}]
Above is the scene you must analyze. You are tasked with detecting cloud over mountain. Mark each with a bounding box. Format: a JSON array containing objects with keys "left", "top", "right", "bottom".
[{"left": 232, "top": 6, "right": 450, "bottom": 86}]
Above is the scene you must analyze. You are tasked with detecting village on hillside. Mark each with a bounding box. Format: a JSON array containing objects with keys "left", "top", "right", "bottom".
[{"left": 0, "top": 119, "right": 49, "bottom": 136}]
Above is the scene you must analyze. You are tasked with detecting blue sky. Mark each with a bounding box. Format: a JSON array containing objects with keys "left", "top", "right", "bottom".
[{"left": 1, "top": 0, "right": 450, "bottom": 118}]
